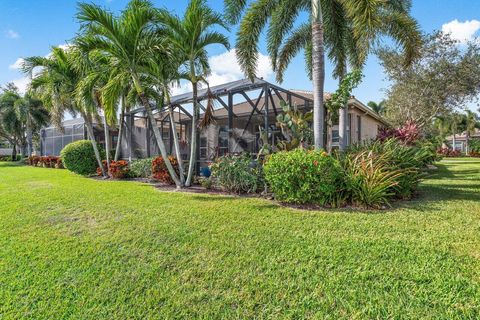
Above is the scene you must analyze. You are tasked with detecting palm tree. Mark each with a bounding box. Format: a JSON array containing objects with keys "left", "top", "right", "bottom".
[
  {"left": 22, "top": 46, "right": 107, "bottom": 176},
  {"left": 367, "top": 100, "right": 386, "bottom": 115},
  {"left": 224, "top": 0, "right": 421, "bottom": 150},
  {"left": 465, "top": 110, "right": 479, "bottom": 155},
  {"left": 75, "top": 0, "right": 183, "bottom": 187},
  {"left": 14, "top": 92, "right": 50, "bottom": 156},
  {"left": 159, "top": 0, "right": 230, "bottom": 186},
  {"left": 0, "top": 86, "right": 24, "bottom": 160}
]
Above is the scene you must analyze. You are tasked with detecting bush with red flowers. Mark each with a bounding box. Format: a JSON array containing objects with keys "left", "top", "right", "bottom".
[
  {"left": 28, "top": 156, "right": 63, "bottom": 168},
  {"left": 152, "top": 156, "right": 180, "bottom": 184},
  {"left": 378, "top": 120, "right": 420, "bottom": 145}
]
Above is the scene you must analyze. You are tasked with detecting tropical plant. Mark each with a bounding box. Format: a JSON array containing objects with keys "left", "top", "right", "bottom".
[
  {"left": 367, "top": 100, "right": 386, "bottom": 115},
  {"left": 342, "top": 149, "right": 402, "bottom": 209},
  {"left": 224, "top": 0, "right": 421, "bottom": 151},
  {"left": 0, "top": 85, "right": 49, "bottom": 159},
  {"left": 210, "top": 153, "right": 263, "bottom": 194},
  {"left": 129, "top": 157, "right": 154, "bottom": 178},
  {"left": 152, "top": 156, "right": 180, "bottom": 184},
  {"left": 22, "top": 46, "right": 107, "bottom": 176},
  {"left": 264, "top": 148, "right": 342, "bottom": 204},
  {"left": 465, "top": 110, "right": 479, "bottom": 155},
  {"left": 275, "top": 102, "right": 313, "bottom": 151},
  {"left": 75, "top": 0, "right": 182, "bottom": 186},
  {"left": 61, "top": 140, "right": 105, "bottom": 175},
  {"left": 160, "top": 0, "right": 230, "bottom": 186}
]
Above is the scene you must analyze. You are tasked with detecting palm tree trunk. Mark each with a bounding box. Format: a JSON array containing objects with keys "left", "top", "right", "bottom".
[
  {"left": 466, "top": 132, "right": 470, "bottom": 155},
  {"left": 132, "top": 75, "right": 182, "bottom": 188},
  {"left": 452, "top": 132, "right": 456, "bottom": 151},
  {"left": 185, "top": 81, "right": 198, "bottom": 187},
  {"left": 102, "top": 114, "right": 111, "bottom": 175},
  {"left": 26, "top": 116, "right": 33, "bottom": 156},
  {"left": 311, "top": 0, "right": 325, "bottom": 150},
  {"left": 114, "top": 96, "right": 125, "bottom": 161},
  {"left": 83, "top": 113, "right": 106, "bottom": 177},
  {"left": 169, "top": 104, "right": 185, "bottom": 185}
]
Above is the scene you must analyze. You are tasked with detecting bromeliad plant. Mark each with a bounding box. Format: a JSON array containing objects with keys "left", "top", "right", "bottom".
[{"left": 342, "top": 150, "right": 403, "bottom": 209}]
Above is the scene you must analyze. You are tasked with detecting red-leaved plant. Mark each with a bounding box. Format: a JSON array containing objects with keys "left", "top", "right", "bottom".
[
  {"left": 152, "top": 156, "right": 180, "bottom": 184},
  {"left": 97, "top": 160, "right": 130, "bottom": 178},
  {"left": 378, "top": 120, "right": 420, "bottom": 145}
]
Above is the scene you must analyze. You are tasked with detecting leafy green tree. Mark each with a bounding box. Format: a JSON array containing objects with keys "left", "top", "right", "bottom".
[
  {"left": 465, "top": 110, "right": 479, "bottom": 154},
  {"left": 160, "top": 0, "right": 229, "bottom": 186},
  {"left": 224, "top": 0, "right": 421, "bottom": 150},
  {"left": 379, "top": 33, "right": 480, "bottom": 128},
  {"left": 75, "top": 0, "right": 182, "bottom": 186}
]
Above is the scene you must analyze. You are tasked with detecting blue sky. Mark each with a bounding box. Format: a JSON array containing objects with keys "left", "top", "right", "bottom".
[{"left": 1, "top": 0, "right": 480, "bottom": 107}]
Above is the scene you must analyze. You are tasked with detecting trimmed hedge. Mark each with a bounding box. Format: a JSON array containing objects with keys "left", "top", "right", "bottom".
[
  {"left": 264, "top": 149, "right": 343, "bottom": 204},
  {"left": 60, "top": 140, "right": 103, "bottom": 175}
]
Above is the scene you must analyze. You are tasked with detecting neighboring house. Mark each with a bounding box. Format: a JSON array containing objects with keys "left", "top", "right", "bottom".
[
  {"left": 0, "top": 139, "right": 13, "bottom": 156},
  {"left": 445, "top": 128, "right": 480, "bottom": 152},
  {"left": 39, "top": 117, "right": 118, "bottom": 156},
  {"left": 122, "top": 78, "right": 387, "bottom": 169}
]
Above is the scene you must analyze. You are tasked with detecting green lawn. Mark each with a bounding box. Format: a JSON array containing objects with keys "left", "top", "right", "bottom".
[{"left": 0, "top": 159, "right": 479, "bottom": 319}]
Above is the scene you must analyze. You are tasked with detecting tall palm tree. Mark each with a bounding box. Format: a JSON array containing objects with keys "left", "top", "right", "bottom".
[
  {"left": 159, "top": 0, "right": 230, "bottom": 186},
  {"left": 224, "top": 0, "right": 421, "bottom": 150},
  {"left": 75, "top": 0, "right": 183, "bottom": 187},
  {"left": 14, "top": 92, "right": 50, "bottom": 156},
  {"left": 367, "top": 100, "right": 386, "bottom": 115},
  {"left": 22, "top": 46, "right": 107, "bottom": 176}
]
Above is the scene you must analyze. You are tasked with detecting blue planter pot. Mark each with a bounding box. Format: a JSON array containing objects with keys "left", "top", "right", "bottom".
[{"left": 200, "top": 166, "right": 211, "bottom": 178}]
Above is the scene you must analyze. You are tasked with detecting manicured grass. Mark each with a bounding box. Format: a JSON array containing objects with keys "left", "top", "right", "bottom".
[{"left": 0, "top": 159, "right": 479, "bottom": 319}]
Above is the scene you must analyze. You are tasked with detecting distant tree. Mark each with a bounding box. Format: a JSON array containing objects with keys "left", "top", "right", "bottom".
[
  {"left": 0, "top": 85, "right": 49, "bottom": 159},
  {"left": 379, "top": 32, "right": 480, "bottom": 128},
  {"left": 367, "top": 100, "right": 385, "bottom": 115}
]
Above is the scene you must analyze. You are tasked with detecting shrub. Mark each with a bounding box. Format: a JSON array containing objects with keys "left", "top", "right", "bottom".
[
  {"left": 129, "top": 158, "right": 154, "bottom": 178},
  {"left": 378, "top": 120, "right": 421, "bottom": 145},
  {"left": 343, "top": 150, "right": 403, "bottom": 209},
  {"left": 109, "top": 160, "right": 129, "bottom": 179},
  {"left": 469, "top": 139, "right": 480, "bottom": 153},
  {"left": 210, "top": 153, "right": 264, "bottom": 194},
  {"left": 0, "top": 155, "right": 21, "bottom": 161},
  {"left": 349, "top": 139, "right": 429, "bottom": 199},
  {"left": 264, "top": 149, "right": 343, "bottom": 204},
  {"left": 437, "top": 147, "right": 461, "bottom": 157},
  {"left": 198, "top": 176, "right": 213, "bottom": 189},
  {"left": 55, "top": 158, "right": 64, "bottom": 169},
  {"left": 152, "top": 156, "right": 180, "bottom": 184},
  {"left": 61, "top": 140, "right": 104, "bottom": 175}
]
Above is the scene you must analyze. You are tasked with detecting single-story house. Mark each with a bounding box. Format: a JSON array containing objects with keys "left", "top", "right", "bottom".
[
  {"left": 40, "top": 79, "right": 387, "bottom": 169},
  {"left": 0, "top": 140, "right": 13, "bottom": 156},
  {"left": 445, "top": 128, "right": 480, "bottom": 152},
  {"left": 121, "top": 78, "right": 388, "bottom": 169}
]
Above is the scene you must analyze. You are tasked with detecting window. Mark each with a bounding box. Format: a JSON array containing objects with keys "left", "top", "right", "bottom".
[
  {"left": 332, "top": 130, "right": 339, "bottom": 144},
  {"left": 199, "top": 137, "right": 207, "bottom": 159},
  {"left": 347, "top": 114, "right": 352, "bottom": 145},
  {"left": 218, "top": 126, "right": 229, "bottom": 156},
  {"left": 357, "top": 115, "right": 362, "bottom": 141}
]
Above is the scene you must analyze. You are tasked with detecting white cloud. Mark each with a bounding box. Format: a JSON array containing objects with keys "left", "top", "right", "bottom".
[
  {"left": 9, "top": 58, "right": 24, "bottom": 70},
  {"left": 11, "top": 77, "right": 30, "bottom": 94},
  {"left": 170, "top": 49, "right": 274, "bottom": 95},
  {"left": 442, "top": 19, "right": 480, "bottom": 44},
  {"left": 5, "top": 29, "right": 19, "bottom": 39}
]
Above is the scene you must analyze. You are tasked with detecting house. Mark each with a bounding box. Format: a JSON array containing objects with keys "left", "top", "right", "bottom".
[
  {"left": 39, "top": 117, "right": 118, "bottom": 156},
  {"left": 39, "top": 79, "right": 387, "bottom": 164},
  {"left": 0, "top": 139, "right": 13, "bottom": 156},
  {"left": 121, "top": 78, "right": 388, "bottom": 169},
  {"left": 445, "top": 128, "right": 480, "bottom": 152}
]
